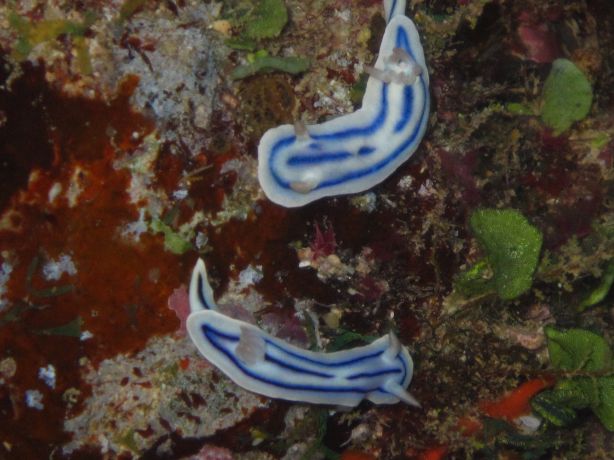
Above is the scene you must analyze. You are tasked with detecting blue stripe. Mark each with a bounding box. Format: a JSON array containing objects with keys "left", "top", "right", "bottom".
[
  {"left": 311, "top": 83, "right": 389, "bottom": 141},
  {"left": 393, "top": 27, "right": 416, "bottom": 134},
  {"left": 388, "top": 0, "right": 398, "bottom": 22},
  {"left": 315, "top": 79, "right": 428, "bottom": 189},
  {"left": 202, "top": 323, "right": 389, "bottom": 368},
  {"left": 287, "top": 151, "right": 353, "bottom": 166},
  {"left": 347, "top": 368, "right": 402, "bottom": 380},
  {"left": 265, "top": 354, "right": 334, "bottom": 378},
  {"left": 358, "top": 146, "right": 376, "bottom": 156},
  {"left": 197, "top": 274, "right": 214, "bottom": 310},
  {"left": 265, "top": 338, "right": 387, "bottom": 368},
  {"left": 268, "top": 83, "right": 390, "bottom": 188},
  {"left": 266, "top": 23, "right": 428, "bottom": 194},
  {"left": 394, "top": 85, "right": 413, "bottom": 133},
  {"left": 202, "top": 325, "right": 391, "bottom": 394},
  {"left": 396, "top": 25, "right": 415, "bottom": 60}
]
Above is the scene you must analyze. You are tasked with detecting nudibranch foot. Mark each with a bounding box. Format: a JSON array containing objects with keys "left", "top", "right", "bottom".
[
  {"left": 257, "top": 0, "right": 429, "bottom": 207},
  {"left": 186, "top": 259, "right": 419, "bottom": 407}
]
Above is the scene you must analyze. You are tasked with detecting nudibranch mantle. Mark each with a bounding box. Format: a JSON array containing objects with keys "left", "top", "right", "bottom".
[
  {"left": 187, "top": 260, "right": 419, "bottom": 407},
  {"left": 257, "top": 0, "right": 429, "bottom": 207}
]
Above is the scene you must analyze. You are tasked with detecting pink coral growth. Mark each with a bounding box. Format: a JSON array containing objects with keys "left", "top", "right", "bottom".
[
  {"left": 310, "top": 221, "right": 337, "bottom": 260},
  {"left": 189, "top": 444, "right": 234, "bottom": 460},
  {"left": 353, "top": 275, "right": 389, "bottom": 302},
  {"left": 598, "top": 143, "right": 613, "bottom": 168},
  {"left": 167, "top": 285, "right": 190, "bottom": 335},
  {"left": 261, "top": 309, "right": 309, "bottom": 347},
  {"left": 517, "top": 12, "right": 561, "bottom": 64}
]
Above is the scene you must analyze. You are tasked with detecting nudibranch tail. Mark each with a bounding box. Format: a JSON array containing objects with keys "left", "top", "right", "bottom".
[
  {"left": 257, "top": 0, "right": 429, "bottom": 208},
  {"left": 186, "top": 259, "right": 418, "bottom": 407},
  {"left": 383, "top": 380, "right": 421, "bottom": 408},
  {"left": 384, "top": 0, "right": 407, "bottom": 23}
]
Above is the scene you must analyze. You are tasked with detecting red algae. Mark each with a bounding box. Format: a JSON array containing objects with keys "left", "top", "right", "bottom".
[
  {"left": 340, "top": 450, "right": 377, "bottom": 460},
  {"left": 418, "top": 446, "right": 448, "bottom": 460},
  {"left": 0, "top": 62, "right": 184, "bottom": 458},
  {"left": 479, "top": 378, "right": 555, "bottom": 421}
]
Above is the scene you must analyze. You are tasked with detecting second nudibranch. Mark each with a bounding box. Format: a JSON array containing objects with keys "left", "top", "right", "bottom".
[
  {"left": 186, "top": 259, "right": 420, "bottom": 407},
  {"left": 257, "top": 0, "right": 429, "bottom": 207}
]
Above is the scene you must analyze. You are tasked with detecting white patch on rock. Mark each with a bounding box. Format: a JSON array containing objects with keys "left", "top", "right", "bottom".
[
  {"left": 237, "top": 265, "right": 263, "bottom": 290},
  {"left": 48, "top": 182, "right": 63, "bottom": 204},
  {"left": 42, "top": 254, "right": 77, "bottom": 281},
  {"left": 62, "top": 335, "right": 267, "bottom": 457},
  {"left": 80, "top": 330, "right": 94, "bottom": 341},
  {"left": 515, "top": 414, "right": 542, "bottom": 434},
  {"left": 121, "top": 208, "right": 149, "bottom": 242},
  {"left": 38, "top": 364, "right": 57, "bottom": 389},
  {"left": 0, "top": 261, "right": 14, "bottom": 310},
  {"left": 66, "top": 166, "right": 86, "bottom": 207},
  {"left": 25, "top": 389, "right": 44, "bottom": 410}
]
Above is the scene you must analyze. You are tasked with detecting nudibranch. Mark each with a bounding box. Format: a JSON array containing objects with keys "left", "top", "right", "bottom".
[
  {"left": 187, "top": 259, "right": 419, "bottom": 407},
  {"left": 257, "top": 0, "right": 430, "bottom": 207}
]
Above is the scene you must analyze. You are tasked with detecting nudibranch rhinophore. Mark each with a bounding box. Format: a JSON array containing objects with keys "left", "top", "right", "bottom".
[
  {"left": 257, "top": 0, "right": 430, "bottom": 207},
  {"left": 186, "top": 259, "right": 420, "bottom": 407}
]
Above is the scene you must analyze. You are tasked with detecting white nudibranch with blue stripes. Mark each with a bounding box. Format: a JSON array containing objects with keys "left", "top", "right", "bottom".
[
  {"left": 187, "top": 259, "right": 419, "bottom": 407},
  {"left": 257, "top": 0, "right": 429, "bottom": 207}
]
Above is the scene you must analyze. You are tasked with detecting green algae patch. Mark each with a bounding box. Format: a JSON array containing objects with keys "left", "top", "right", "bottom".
[
  {"left": 245, "top": 0, "right": 288, "bottom": 39},
  {"left": 225, "top": 36, "right": 258, "bottom": 51},
  {"left": 454, "top": 259, "right": 494, "bottom": 297},
  {"left": 579, "top": 260, "right": 614, "bottom": 312},
  {"left": 350, "top": 73, "right": 369, "bottom": 106},
  {"left": 541, "top": 59, "right": 593, "bottom": 135},
  {"left": 231, "top": 54, "right": 310, "bottom": 79},
  {"left": 34, "top": 316, "right": 83, "bottom": 338},
  {"left": 505, "top": 102, "right": 535, "bottom": 116},
  {"left": 118, "top": 0, "right": 148, "bottom": 22},
  {"left": 469, "top": 209, "right": 543, "bottom": 300},
  {"left": 532, "top": 327, "right": 614, "bottom": 431},
  {"left": 327, "top": 329, "right": 378, "bottom": 352},
  {"left": 545, "top": 326, "right": 612, "bottom": 372},
  {"left": 150, "top": 219, "right": 193, "bottom": 255},
  {"left": 9, "top": 12, "right": 95, "bottom": 60}
]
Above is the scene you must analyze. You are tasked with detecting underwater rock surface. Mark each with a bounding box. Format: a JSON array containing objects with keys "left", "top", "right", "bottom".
[{"left": 0, "top": 0, "right": 613, "bottom": 458}]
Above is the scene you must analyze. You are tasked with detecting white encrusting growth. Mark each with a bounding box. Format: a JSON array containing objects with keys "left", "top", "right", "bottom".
[
  {"left": 38, "top": 364, "right": 57, "bottom": 389},
  {"left": 42, "top": 254, "right": 77, "bottom": 281},
  {"left": 187, "top": 259, "right": 419, "bottom": 407},
  {"left": 257, "top": 0, "right": 429, "bottom": 207},
  {"left": 25, "top": 389, "right": 44, "bottom": 410}
]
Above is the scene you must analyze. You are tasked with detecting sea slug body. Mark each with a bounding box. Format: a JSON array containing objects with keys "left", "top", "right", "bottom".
[
  {"left": 187, "top": 259, "right": 419, "bottom": 407},
  {"left": 257, "top": 0, "right": 429, "bottom": 207}
]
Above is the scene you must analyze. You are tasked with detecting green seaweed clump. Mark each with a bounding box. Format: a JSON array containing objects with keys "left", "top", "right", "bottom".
[
  {"left": 224, "top": 1, "right": 309, "bottom": 79},
  {"left": 532, "top": 327, "right": 614, "bottom": 431},
  {"left": 150, "top": 219, "right": 193, "bottom": 255},
  {"left": 224, "top": 0, "right": 288, "bottom": 48},
  {"left": 460, "top": 208, "right": 543, "bottom": 300},
  {"left": 231, "top": 53, "right": 310, "bottom": 79},
  {"left": 578, "top": 260, "right": 614, "bottom": 311},
  {"left": 34, "top": 316, "right": 83, "bottom": 338},
  {"left": 541, "top": 59, "right": 593, "bottom": 135},
  {"left": 244, "top": 0, "right": 288, "bottom": 39}
]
